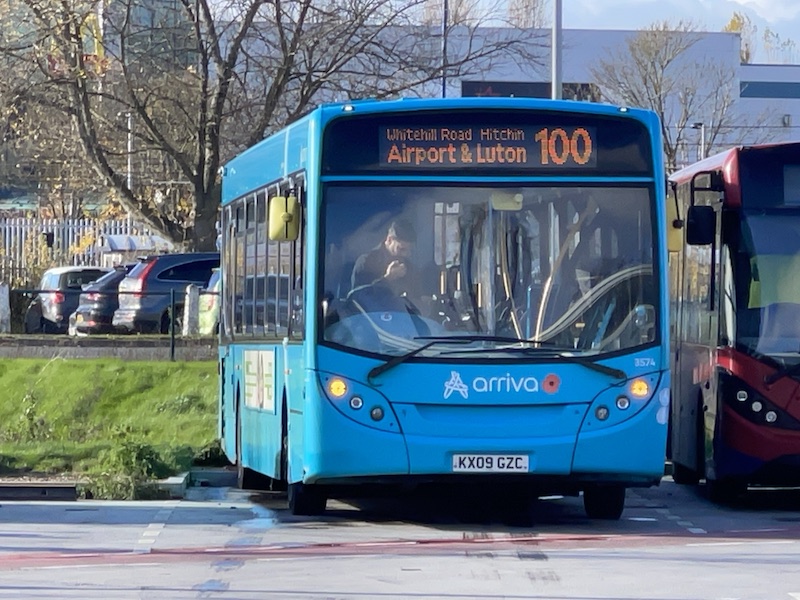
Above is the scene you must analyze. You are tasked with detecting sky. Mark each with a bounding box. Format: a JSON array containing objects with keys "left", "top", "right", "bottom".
[{"left": 561, "top": 0, "right": 800, "bottom": 63}]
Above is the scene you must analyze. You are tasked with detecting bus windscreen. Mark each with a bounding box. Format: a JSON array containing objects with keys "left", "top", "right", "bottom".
[
  {"left": 739, "top": 144, "right": 800, "bottom": 207},
  {"left": 322, "top": 110, "right": 653, "bottom": 176}
]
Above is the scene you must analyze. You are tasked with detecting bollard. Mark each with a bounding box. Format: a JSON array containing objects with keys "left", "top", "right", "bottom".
[
  {"left": 183, "top": 284, "right": 200, "bottom": 337},
  {"left": 0, "top": 283, "right": 10, "bottom": 334}
]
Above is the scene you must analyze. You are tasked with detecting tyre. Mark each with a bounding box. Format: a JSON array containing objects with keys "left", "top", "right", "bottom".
[
  {"left": 237, "top": 463, "right": 264, "bottom": 490},
  {"left": 671, "top": 461, "right": 701, "bottom": 485},
  {"left": 583, "top": 485, "right": 626, "bottom": 520},
  {"left": 706, "top": 477, "right": 747, "bottom": 504},
  {"left": 288, "top": 482, "right": 327, "bottom": 516}
]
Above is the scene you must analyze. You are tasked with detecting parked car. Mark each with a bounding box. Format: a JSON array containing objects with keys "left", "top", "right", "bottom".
[
  {"left": 67, "top": 264, "right": 136, "bottom": 336},
  {"left": 198, "top": 267, "right": 221, "bottom": 336},
  {"left": 112, "top": 252, "right": 220, "bottom": 334},
  {"left": 24, "top": 266, "right": 112, "bottom": 334}
]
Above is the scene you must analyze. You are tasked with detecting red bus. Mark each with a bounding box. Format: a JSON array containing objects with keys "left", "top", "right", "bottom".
[{"left": 668, "top": 141, "right": 800, "bottom": 501}]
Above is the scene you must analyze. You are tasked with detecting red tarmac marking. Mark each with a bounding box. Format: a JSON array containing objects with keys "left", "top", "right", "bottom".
[{"left": 2, "top": 527, "right": 797, "bottom": 569}]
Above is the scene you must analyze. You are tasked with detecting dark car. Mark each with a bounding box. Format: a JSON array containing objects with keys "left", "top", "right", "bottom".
[
  {"left": 68, "top": 264, "right": 136, "bottom": 335},
  {"left": 112, "top": 252, "right": 220, "bottom": 333},
  {"left": 24, "top": 266, "right": 112, "bottom": 334}
]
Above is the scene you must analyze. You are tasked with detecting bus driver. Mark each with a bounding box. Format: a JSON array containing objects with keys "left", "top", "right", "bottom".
[{"left": 350, "top": 219, "right": 417, "bottom": 297}]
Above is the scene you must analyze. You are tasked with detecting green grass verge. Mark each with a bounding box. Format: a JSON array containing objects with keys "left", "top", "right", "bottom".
[{"left": 0, "top": 358, "right": 225, "bottom": 499}]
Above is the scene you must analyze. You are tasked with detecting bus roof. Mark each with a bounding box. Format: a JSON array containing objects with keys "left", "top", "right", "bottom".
[
  {"left": 221, "top": 97, "right": 662, "bottom": 204},
  {"left": 311, "top": 96, "right": 657, "bottom": 116},
  {"left": 226, "top": 96, "right": 659, "bottom": 168},
  {"left": 670, "top": 140, "right": 800, "bottom": 183},
  {"left": 669, "top": 140, "right": 800, "bottom": 208}
]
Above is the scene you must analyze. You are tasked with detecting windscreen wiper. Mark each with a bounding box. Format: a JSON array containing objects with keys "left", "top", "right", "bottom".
[
  {"left": 367, "top": 335, "right": 545, "bottom": 382},
  {"left": 366, "top": 335, "right": 619, "bottom": 382},
  {"left": 469, "top": 345, "right": 627, "bottom": 380}
]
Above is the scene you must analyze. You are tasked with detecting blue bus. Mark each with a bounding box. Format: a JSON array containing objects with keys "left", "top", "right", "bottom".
[{"left": 218, "top": 97, "right": 670, "bottom": 520}]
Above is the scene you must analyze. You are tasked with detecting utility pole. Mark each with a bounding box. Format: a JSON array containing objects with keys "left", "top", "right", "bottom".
[
  {"left": 441, "top": 0, "right": 449, "bottom": 98},
  {"left": 691, "top": 122, "right": 706, "bottom": 160},
  {"left": 125, "top": 112, "right": 132, "bottom": 190}
]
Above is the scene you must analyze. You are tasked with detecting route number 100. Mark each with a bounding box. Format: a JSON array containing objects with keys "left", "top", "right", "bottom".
[{"left": 534, "top": 127, "right": 593, "bottom": 166}]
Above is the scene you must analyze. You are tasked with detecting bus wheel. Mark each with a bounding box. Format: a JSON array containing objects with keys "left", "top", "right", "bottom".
[
  {"left": 706, "top": 477, "right": 747, "bottom": 504},
  {"left": 671, "top": 462, "right": 701, "bottom": 485},
  {"left": 237, "top": 463, "right": 263, "bottom": 490},
  {"left": 583, "top": 485, "right": 626, "bottom": 520},
  {"left": 288, "top": 482, "right": 327, "bottom": 516}
]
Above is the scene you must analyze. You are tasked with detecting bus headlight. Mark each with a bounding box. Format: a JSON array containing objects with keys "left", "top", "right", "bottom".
[
  {"left": 629, "top": 378, "right": 649, "bottom": 398},
  {"left": 327, "top": 377, "right": 347, "bottom": 398},
  {"left": 615, "top": 396, "right": 631, "bottom": 410},
  {"left": 319, "top": 373, "right": 400, "bottom": 433},
  {"left": 719, "top": 371, "right": 800, "bottom": 431}
]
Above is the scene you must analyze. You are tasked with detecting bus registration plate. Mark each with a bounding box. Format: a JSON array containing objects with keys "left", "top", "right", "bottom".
[{"left": 451, "top": 454, "right": 529, "bottom": 473}]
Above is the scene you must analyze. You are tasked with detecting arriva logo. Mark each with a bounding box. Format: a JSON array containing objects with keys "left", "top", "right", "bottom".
[
  {"left": 443, "top": 372, "right": 561, "bottom": 399},
  {"left": 444, "top": 371, "right": 469, "bottom": 399}
]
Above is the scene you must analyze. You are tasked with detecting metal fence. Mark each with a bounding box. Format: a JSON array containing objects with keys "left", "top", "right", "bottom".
[{"left": 0, "top": 218, "right": 150, "bottom": 285}]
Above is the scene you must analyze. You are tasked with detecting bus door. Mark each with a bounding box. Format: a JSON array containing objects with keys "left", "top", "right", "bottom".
[
  {"left": 671, "top": 173, "right": 721, "bottom": 477},
  {"left": 677, "top": 172, "right": 723, "bottom": 477}
]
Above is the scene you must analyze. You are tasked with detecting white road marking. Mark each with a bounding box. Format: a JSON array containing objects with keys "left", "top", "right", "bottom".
[
  {"left": 135, "top": 501, "right": 179, "bottom": 550},
  {"left": 686, "top": 527, "right": 707, "bottom": 534}
]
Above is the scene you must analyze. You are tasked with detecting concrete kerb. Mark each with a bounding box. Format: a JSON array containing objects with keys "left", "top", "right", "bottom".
[
  {"left": 152, "top": 472, "right": 191, "bottom": 499},
  {"left": 152, "top": 467, "right": 237, "bottom": 498}
]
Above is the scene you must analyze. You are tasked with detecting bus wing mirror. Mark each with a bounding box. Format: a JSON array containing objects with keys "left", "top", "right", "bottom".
[
  {"left": 685, "top": 205, "right": 715, "bottom": 246},
  {"left": 268, "top": 195, "right": 299, "bottom": 241}
]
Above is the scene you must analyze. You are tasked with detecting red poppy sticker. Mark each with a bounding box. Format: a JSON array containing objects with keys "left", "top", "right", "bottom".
[{"left": 542, "top": 373, "right": 561, "bottom": 394}]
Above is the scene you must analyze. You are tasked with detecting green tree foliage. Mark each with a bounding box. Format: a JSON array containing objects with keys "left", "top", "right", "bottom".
[{"left": 722, "top": 11, "right": 757, "bottom": 63}]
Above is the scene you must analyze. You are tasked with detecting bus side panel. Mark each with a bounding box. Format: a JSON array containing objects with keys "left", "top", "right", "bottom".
[
  {"left": 233, "top": 343, "right": 302, "bottom": 480},
  {"left": 670, "top": 186, "right": 719, "bottom": 478},
  {"left": 219, "top": 346, "right": 237, "bottom": 463}
]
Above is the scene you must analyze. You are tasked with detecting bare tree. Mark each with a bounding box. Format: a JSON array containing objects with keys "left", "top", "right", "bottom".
[
  {"left": 0, "top": 84, "right": 104, "bottom": 218},
  {"left": 0, "top": 0, "right": 547, "bottom": 249},
  {"left": 508, "top": 0, "right": 546, "bottom": 29},
  {"left": 591, "top": 20, "right": 772, "bottom": 172},
  {"left": 763, "top": 27, "right": 800, "bottom": 64}
]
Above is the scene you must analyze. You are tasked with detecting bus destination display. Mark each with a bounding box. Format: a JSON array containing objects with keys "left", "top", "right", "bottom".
[{"left": 379, "top": 125, "right": 597, "bottom": 169}]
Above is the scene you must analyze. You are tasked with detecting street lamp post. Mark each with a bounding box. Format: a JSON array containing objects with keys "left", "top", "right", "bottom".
[
  {"left": 551, "top": 0, "right": 562, "bottom": 100},
  {"left": 125, "top": 111, "right": 132, "bottom": 190},
  {"left": 117, "top": 111, "right": 133, "bottom": 231},
  {"left": 691, "top": 122, "right": 705, "bottom": 160},
  {"left": 441, "top": 0, "right": 449, "bottom": 98}
]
